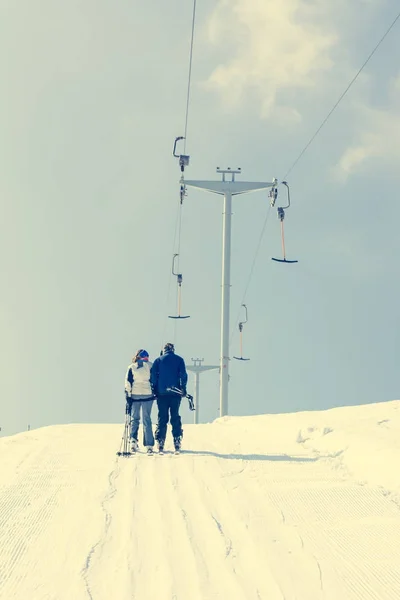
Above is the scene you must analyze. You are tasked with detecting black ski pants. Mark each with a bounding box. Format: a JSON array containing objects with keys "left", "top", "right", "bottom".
[{"left": 155, "top": 394, "right": 183, "bottom": 442}]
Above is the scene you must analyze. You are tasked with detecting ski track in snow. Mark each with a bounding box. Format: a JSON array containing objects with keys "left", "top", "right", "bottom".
[
  {"left": 81, "top": 462, "right": 120, "bottom": 600},
  {"left": 0, "top": 425, "right": 122, "bottom": 600},
  {"left": 1, "top": 402, "right": 400, "bottom": 599}
]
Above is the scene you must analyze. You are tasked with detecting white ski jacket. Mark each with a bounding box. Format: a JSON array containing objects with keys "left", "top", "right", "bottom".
[{"left": 125, "top": 361, "right": 153, "bottom": 398}]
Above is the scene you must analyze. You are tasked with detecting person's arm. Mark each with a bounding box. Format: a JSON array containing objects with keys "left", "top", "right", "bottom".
[
  {"left": 150, "top": 359, "right": 159, "bottom": 395},
  {"left": 125, "top": 366, "right": 134, "bottom": 412},
  {"left": 179, "top": 358, "right": 188, "bottom": 395},
  {"left": 125, "top": 366, "right": 134, "bottom": 397}
]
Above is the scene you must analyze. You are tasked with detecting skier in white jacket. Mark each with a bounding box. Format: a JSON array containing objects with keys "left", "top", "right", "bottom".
[{"left": 125, "top": 349, "right": 155, "bottom": 454}]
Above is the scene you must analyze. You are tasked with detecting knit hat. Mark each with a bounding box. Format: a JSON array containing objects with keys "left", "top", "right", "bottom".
[{"left": 134, "top": 349, "right": 149, "bottom": 362}]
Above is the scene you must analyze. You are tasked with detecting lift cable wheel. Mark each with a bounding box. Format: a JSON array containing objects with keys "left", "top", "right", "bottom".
[
  {"left": 173, "top": 136, "right": 190, "bottom": 205},
  {"left": 233, "top": 304, "right": 250, "bottom": 361},
  {"left": 168, "top": 253, "right": 190, "bottom": 319},
  {"left": 268, "top": 177, "right": 278, "bottom": 207}
]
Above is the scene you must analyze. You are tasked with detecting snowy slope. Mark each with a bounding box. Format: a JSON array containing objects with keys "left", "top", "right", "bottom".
[{"left": 1, "top": 401, "right": 400, "bottom": 600}]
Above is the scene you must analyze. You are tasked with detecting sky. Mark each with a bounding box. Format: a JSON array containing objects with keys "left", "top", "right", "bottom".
[{"left": 1, "top": 0, "right": 400, "bottom": 435}]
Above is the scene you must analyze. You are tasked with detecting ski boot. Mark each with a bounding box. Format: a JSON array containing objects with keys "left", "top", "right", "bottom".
[
  {"left": 146, "top": 447, "right": 154, "bottom": 455},
  {"left": 157, "top": 440, "right": 165, "bottom": 454},
  {"left": 130, "top": 439, "right": 138, "bottom": 453},
  {"left": 173, "top": 436, "right": 182, "bottom": 454}
]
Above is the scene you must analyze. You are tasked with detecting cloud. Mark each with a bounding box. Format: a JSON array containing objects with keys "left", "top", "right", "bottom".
[
  {"left": 205, "top": 0, "right": 338, "bottom": 119},
  {"left": 335, "top": 133, "right": 381, "bottom": 179},
  {"left": 203, "top": 0, "right": 400, "bottom": 180},
  {"left": 334, "top": 74, "right": 400, "bottom": 179}
]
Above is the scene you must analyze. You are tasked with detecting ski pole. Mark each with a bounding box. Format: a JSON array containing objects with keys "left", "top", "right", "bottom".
[{"left": 117, "top": 408, "right": 131, "bottom": 456}]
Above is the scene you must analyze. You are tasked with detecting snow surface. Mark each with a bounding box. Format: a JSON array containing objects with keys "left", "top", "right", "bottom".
[{"left": 1, "top": 401, "right": 400, "bottom": 599}]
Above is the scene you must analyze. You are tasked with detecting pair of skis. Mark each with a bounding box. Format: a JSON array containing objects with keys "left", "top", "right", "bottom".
[
  {"left": 158, "top": 448, "right": 181, "bottom": 456},
  {"left": 132, "top": 448, "right": 154, "bottom": 456},
  {"left": 118, "top": 448, "right": 181, "bottom": 456},
  {"left": 166, "top": 386, "right": 195, "bottom": 411},
  {"left": 117, "top": 447, "right": 154, "bottom": 457},
  {"left": 116, "top": 411, "right": 156, "bottom": 457}
]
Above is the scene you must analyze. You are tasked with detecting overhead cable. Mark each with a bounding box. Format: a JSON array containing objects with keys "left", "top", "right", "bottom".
[{"left": 284, "top": 8, "right": 400, "bottom": 178}]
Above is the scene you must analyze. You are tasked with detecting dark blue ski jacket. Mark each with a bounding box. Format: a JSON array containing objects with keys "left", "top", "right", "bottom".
[{"left": 150, "top": 350, "right": 188, "bottom": 396}]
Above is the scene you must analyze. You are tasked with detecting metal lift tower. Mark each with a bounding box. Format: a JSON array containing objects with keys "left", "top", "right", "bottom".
[
  {"left": 185, "top": 169, "right": 274, "bottom": 417},
  {"left": 186, "top": 358, "right": 219, "bottom": 423}
]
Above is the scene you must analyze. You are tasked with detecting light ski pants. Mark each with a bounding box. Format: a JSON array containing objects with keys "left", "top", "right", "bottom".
[{"left": 130, "top": 400, "right": 155, "bottom": 447}]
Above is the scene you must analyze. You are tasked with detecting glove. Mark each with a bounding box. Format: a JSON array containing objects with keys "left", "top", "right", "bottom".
[{"left": 125, "top": 391, "right": 132, "bottom": 413}]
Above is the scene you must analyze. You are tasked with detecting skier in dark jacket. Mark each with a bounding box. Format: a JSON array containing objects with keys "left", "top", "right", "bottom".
[{"left": 150, "top": 342, "right": 188, "bottom": 452}]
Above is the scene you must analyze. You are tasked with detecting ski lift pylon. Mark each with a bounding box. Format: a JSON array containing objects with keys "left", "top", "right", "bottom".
[
  {"left": 271, "top": 181, "right": 298, "bottom": 264},
  {"left": 168, "top": 253, "right": 190, "bottom": 319},
  {"left": 233, "top": 304, "right": 250, "bottom": 361}
]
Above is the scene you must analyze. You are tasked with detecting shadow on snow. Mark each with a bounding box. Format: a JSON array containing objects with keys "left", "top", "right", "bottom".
[{"left": 181, "top": 450, "right": 319, "bottom": 462}]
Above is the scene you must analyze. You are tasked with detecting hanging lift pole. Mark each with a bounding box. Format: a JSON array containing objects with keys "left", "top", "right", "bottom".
[
  {"left": 169, "top": 253, "right": 190, "bottom": 319},
  {"left": 185, "top": 169, "right": 274, "bottom": 417},
  {"left": 234, "top": 304, "right": 250, "bottom": 361},
  {"left": 271, "top": 181, "right": 298, "bottom": 264}
]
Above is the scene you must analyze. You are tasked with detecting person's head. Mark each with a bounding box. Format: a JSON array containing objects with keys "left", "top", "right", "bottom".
[
  {"left": 163, "top": 342, "right": 175, "bottom": 354},
  {"left": 133, "top": 349, "right": 149, "bottom": 363}
]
